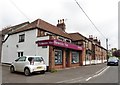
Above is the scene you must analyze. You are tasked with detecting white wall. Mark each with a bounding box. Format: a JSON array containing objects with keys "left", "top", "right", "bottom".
[
  {"left": 1, "top": 33, "right": 18, "bottom": 63},
  {"left": 1, "top": 29, "right": 37, "bottom": 63},
  {"left": 83, "top": 61, "right": 91, "bottom": 65},
  {"left": 1, "top": 29, "right": 50, "bottom": 66},
  {"left": 36, "top": 36, "right": 50, "bottom": 66}
]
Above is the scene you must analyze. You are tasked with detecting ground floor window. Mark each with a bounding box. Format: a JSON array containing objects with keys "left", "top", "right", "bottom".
[
  {"left": 55, "top": 50, "right": 62, "bottom": 64},
  {"left": 18, "top": 52, "right": 23, "bottom": 57},
  {"left": 72, "top": 51, "right": 79, "bottom": 64}
]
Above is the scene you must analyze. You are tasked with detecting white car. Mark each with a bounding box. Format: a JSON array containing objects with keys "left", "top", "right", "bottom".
[{"left": 10, "top": 56, "right": 47, "bottom": 76}]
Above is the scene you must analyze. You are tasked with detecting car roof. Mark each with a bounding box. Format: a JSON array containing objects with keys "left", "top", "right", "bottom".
[
  {"left": 22, "top": 56, "right": 42, "bottom": 58},
  {"left": 109, "top": 57, "right": 117, "bottom": 59}
]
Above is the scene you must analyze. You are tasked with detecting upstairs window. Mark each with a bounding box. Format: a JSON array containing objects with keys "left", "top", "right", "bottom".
[
  {"left": 58, "top": 37, "right": 64, "bottom": 41},
  {"left": 19, "top": 34, "right": 25, "bottom": 42},
  {"left": 66, "top": 39, "right": 71, "bottom": 43}
]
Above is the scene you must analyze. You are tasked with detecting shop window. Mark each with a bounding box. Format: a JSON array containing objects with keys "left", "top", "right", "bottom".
[
  {"left": 18, "top": 52, "right": 23, "bottom": 57},
  {"left": 19, "top": 34, "right": 25, "bottom": 42},
  {"left": 72, "top": 51, "right": 79, "bottom": 64},
  {"left": 55, "top": 50, "right": 62, "bottom": 64}
]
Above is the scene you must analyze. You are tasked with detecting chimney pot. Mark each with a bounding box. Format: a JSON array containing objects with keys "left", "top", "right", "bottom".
[
  {"left": 62, "top": 19, "right": 64, "bottom": 23},
  {"left": 57, "top": 19, "right": 66, "bottom": 32},
  {"left": 58, "top": 20, "right": 59, "bottom": 24},
  {"left": 60, "top": 19, "right": 62, "bottom": 24}
]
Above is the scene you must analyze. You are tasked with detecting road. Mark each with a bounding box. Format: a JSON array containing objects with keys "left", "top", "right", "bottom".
[
  {"left": 1, "top": 63, "right": 118, "bottom": 84},
  {"left": 82, "top": 66, "right": 118, "bottom": 83}
]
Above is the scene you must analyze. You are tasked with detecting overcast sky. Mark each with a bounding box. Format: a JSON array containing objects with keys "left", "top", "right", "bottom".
[{"left": 0, "top": 0, "right": 119, "bottom": 49}]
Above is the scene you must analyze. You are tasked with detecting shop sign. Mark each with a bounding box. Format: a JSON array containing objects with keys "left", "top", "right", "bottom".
[{"left": 36, "top": 39, "right": 83, "bottom": 50}]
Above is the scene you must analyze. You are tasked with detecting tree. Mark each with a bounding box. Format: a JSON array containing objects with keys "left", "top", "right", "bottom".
[
  {"left": 112, "top": 48, "right": 117, "bottom": 51},
  {"left": 112, "top": 50, "right": 120, "bottom": 57}
]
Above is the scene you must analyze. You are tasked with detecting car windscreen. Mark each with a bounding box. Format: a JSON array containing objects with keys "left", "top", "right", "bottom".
[
  {"left": 108, "top": 57, "right": 117, "bottom": 61},
  {"left": 15, "top": 56, "right": 26, "bottom": 61},
  {"left": 28, "top": 57, "right": 44, "bottom": 62}
]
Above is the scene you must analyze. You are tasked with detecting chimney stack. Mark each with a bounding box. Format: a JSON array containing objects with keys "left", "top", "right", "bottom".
[{"left": 57, "top": 19, "right": 66, "bottom": 32}]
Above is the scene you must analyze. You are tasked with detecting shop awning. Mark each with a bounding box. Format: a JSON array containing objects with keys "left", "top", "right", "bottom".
[{"left": 36, "top": 39, "right": 83, "bottom": 51}]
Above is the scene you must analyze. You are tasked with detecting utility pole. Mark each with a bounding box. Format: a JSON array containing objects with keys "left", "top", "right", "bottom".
[{"left": 106, "top": 38, "right": 108, "bottom": 62}]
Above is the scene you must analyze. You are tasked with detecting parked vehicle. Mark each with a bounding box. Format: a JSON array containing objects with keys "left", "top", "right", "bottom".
[
  {"left": 107, "top": 57, "right": 119, "bottom": 66},
  {"left": 10, "top": 56, "right": 47, "bottom": 76}
]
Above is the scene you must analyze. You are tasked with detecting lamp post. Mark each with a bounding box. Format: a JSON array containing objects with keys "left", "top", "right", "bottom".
[{"left": 106, "top": 38, "right": 108, "bottom": 62}]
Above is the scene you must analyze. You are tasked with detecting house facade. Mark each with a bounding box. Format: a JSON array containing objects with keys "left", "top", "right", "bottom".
[
  {"left": 69, "top": 33, "right": 107, "bottom": 65},
  {"left": 1, "top": 19, "right": 107, "bottom": 70},
  {"left": 89, "top": 35, "right": 107, "bottom": 64}
]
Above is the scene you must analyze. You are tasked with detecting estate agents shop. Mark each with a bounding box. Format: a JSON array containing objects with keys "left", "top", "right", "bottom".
[{"left": 36, "top": 39, "right": 83, "bottom": 70}]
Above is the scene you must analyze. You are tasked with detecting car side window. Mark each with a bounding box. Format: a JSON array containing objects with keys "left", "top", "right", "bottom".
[
  {"left": 17, "top": 56, "right": 26, "bottom": 61},
  {"left": 40, "top": 57, "right": 44, "bottom": 62}
]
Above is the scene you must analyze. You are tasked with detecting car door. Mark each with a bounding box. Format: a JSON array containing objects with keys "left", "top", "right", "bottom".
[{"left": 14, "top": 56, "right": 26, "bottom": 72}]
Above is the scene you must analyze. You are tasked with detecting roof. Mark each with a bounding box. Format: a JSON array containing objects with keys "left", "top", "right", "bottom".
[
  {"left": 69, "top": 33, "right": 84, "bottom": 41},
  {"left": 69, "top": 32, "right": 91, "bottom": 42},
  {"left": 10, "top": 19, "right": 71, "bottom": 39},
  {"left": 2, "top": 22, "right": 29, "bottom": 35}
]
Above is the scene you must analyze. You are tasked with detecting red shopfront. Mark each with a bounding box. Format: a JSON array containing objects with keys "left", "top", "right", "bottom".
[{"left": 36, "top": 39, "right": 83, "bottom": 70}]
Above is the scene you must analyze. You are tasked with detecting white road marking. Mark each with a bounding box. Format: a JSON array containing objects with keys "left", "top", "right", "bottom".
[
  {"left": 93, "top": 66, "right": 110, "bottom": 77},
  {"left": 56, "top": 66, "right": 110, "bottom": 83},
  {"left": 95, "top": 66, "right": 107, "bottom": 74},
  {"left": 85, "top": 77, "right": 92, "bottom": 81},
  {"left": 85, "top": 66, "right": 110, "bottom": 81}
]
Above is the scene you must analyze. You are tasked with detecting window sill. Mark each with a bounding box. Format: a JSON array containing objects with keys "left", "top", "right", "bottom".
[
  {"left": 71, "top": 62, "right": 79, "bottom": 64},
  {"left": 55, "top": 64, "right": 63, "bottom": 65}
]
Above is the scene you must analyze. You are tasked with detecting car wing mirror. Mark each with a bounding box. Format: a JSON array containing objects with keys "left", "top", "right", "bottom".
[{"left": 15, "top": 59, "right": 18, "bottom": 62}]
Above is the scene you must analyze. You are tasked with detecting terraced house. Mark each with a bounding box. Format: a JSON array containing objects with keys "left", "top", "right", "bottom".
[{"left": 1, "top": 19, "right": 107, "bottom": 70}]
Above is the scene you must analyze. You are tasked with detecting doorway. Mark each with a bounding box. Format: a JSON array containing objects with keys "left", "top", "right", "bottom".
[{"left": 66, "top": 50, "right": 70, "bottom": 67}]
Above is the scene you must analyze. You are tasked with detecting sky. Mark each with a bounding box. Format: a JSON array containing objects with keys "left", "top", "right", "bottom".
[{"left": 0, "top": 0, "right": 119, "bottom": 49}]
